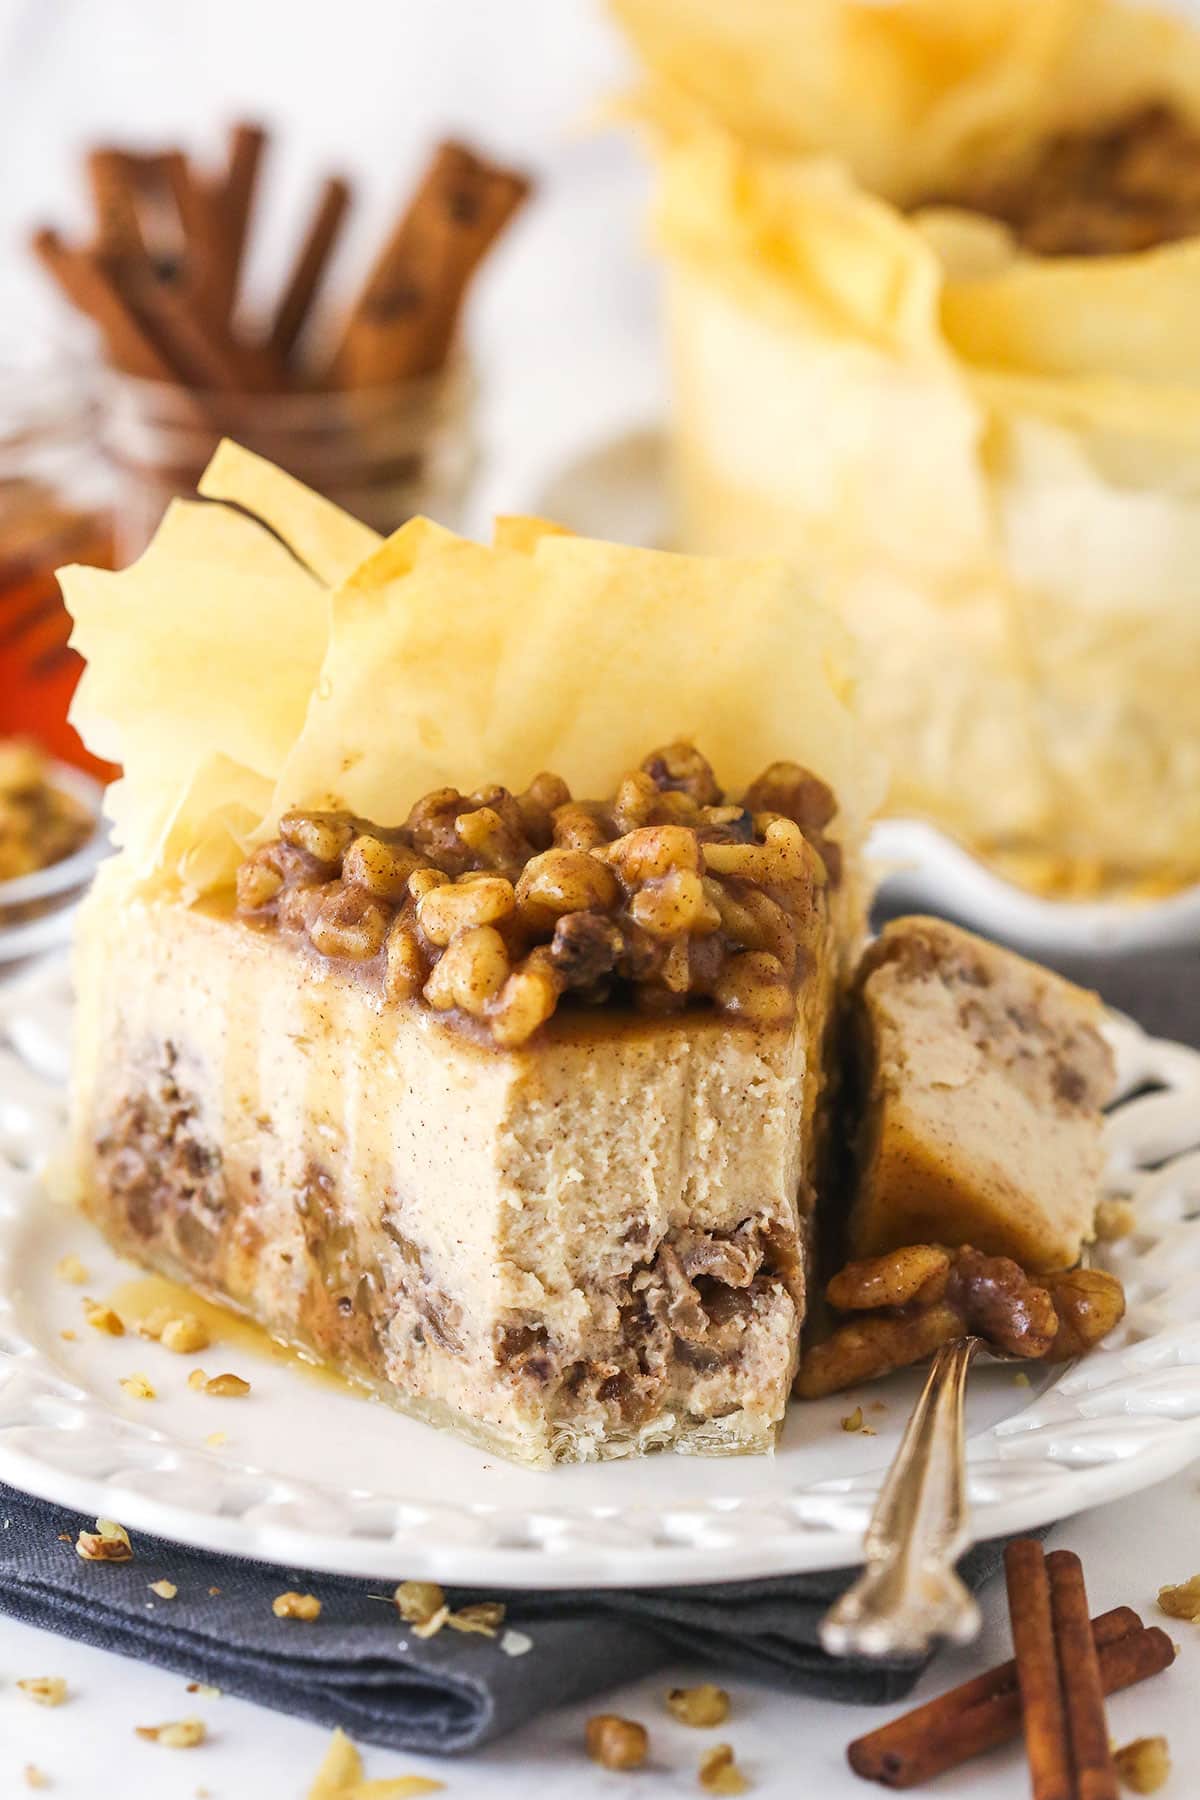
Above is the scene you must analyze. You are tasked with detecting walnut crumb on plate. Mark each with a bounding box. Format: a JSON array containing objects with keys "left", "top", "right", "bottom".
[
  {"left": 17, "top": 1676, "right": 67, "bottom": 1706},
  {"left": 149, "top": 1579, "right": 177, "bottom": 1599},
  {"left": 1114, "top": 1736, "right": 1171, "bottom": 1793},
  {"left": 119, "top": 1372, "right": 156, "bottom": 1400},
  {"left": 135, "top": 1717, "right": 206, "bottom": 1748},
  {"left": 22, "top": 1767, "right": 48, "bottom": 1790},
  {"left": 273, "top": 1591, "right": 322, "bottom": 1621},
  {"left": 82, "top": 1300, "right": 123, "bottom": 1336},
  {"left": 75, "top": 1518, "right": 132, "bottom": 1562},
  {"left": 54, "top": 1255, "right": 87, "bottom": 1284}
]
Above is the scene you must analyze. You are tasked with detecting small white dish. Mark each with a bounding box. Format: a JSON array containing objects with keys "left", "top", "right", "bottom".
[
  {"left": 531, "top": 426, "right": 1200, "bottom": 958},
  {"left": 0, "top": 762, "right": 109, "bottom": 966},
  {"left": 1, "top": 956, "right": 1199, "bottom": 1589}
]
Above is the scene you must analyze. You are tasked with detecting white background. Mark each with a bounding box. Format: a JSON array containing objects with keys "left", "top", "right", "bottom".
[
  {"left": 0, "top": 2, "right": 1196, "bottom": 1793},
  {"left": 0, "top": 0, "right": 662, "bottom": 515}
]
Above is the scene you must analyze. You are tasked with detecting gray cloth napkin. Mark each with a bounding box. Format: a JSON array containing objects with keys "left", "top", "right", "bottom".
[
  {"left": 0, "top": 1482, "right": 1013, "bottom": 1753},
  {"left": 1, "top": 944, "right": 1193, "bottom": 1753}
]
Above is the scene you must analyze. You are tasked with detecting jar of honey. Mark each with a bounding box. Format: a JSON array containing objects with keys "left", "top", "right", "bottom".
[{"left": 0, "top": 337, "right": 114, "bottom": 776}]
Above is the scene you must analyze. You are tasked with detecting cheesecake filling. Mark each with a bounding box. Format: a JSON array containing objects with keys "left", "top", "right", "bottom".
[{"left": 71, "top": 741, "right": 842, "bottom": 1466}]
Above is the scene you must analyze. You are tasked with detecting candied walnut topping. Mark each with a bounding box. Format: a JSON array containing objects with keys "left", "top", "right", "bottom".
[
  {"left": 238, "top": 744, "right": 841, "bottom": 1045},
  {"left": 797, "top": 1245, "right": 1125, "bottom": 1397},
  {"left": 925, "top": 102, "right": 1200, "bottom": 255},
  {"left": 1113, "top": 1736, "right": 1171, "bottom": 1794},
  {"left": 586, "top": 1715, "right": 649, "bottom": 1771}
]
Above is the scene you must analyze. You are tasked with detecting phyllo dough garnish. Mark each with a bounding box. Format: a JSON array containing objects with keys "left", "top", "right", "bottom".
[
  {"left": 616, "top": 0, "right": 1200, "bottom": 897},
  {"left": 62, "top": 443, "right": 881, "bottom": 1466}
]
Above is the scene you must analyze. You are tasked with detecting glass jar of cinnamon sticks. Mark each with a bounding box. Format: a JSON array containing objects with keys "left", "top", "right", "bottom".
[
  {"left": 33, "top": 127, "right": 530, "bottom": 562},
  {"left": 99, "top": 360, "right": 477, "bottom": 563}
]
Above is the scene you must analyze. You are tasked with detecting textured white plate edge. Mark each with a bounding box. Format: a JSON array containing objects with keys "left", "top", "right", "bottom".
[
  {"left": 530, "top": 425, "right": 1200, "bottom": 959},
  {"left": 1, "top": 955, "right": 1199, "bottom": 1589}
]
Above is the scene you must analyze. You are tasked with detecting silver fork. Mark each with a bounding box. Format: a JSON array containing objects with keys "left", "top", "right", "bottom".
[{"left": 819, "top": 1334, "right": 983, "bottom": 1659}]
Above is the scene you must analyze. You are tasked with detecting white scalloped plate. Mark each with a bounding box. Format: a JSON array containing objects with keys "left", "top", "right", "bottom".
[
  {"left": 1, "top": 957, "right": 1199, "bottom": 1589},
  {"left": 531, "top": 426, "right": 1200, "bottom": 958}
]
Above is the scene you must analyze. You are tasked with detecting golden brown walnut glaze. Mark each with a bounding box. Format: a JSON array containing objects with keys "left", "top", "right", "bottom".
[
  {"left": 928, "top": 102, "right": 1200, "bottom": 256},
  {"left": 796, "top": 1244, "right": 1124, "bottom": 1397},
  {"left": 236, "top": 744, "right": 840, "bottom": 1046}
]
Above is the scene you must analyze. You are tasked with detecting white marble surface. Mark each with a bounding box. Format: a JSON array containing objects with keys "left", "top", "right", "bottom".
[{"left": 1, "top": 1464, "right": 1195, "bottom": 1797}]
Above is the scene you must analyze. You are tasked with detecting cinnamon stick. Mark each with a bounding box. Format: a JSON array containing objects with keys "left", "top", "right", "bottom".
[
  {"left": 1047, "top": 1551, "right": 1119, "bottom": 1800},
  {"left": 1007, "top": 1539, "right": 1073, "bottom": 1800},
  {"left": 86, "top": 146, "right": 147, "bottom": 262},
  {"left": 207, "top": 120, "right": 268, "bottom": 323},
  {"left": 334, "top": 139, "right": 530, "bottom": 386},
  {"left": 31, "top": 228, "right": 179, "bottom": 381},
  {"left": 267, "top": 173, "right": 351, "bottom": 363},
  {"left": 847, "top": 1612, "right": 1174, "bottom": 1788}
]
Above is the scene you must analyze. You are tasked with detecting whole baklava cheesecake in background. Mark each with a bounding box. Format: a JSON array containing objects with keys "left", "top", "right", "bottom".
[{"left": 60, "top": 443, "right": 881, "bottom": 1466}]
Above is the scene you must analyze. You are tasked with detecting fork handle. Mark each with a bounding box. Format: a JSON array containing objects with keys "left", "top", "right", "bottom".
[{"left": 820, "top": 1336, "right": 982, "bottom": 1659}]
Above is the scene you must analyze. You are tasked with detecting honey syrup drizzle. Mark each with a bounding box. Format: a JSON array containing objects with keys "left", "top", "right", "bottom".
[{"left": 105, "top": 1273, "right": 366, "bottom": 1396}]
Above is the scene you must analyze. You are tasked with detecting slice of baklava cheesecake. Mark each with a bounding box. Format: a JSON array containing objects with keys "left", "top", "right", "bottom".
[{"left": 61, "top": 443, "right": 882, "bottom": 1466}]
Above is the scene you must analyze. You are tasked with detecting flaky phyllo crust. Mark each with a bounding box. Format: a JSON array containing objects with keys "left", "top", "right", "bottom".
[
  {"left": 58, "top": 441, "right": 882, "bottom": 910},
  {"left": 617, "top": 0, "right": 1200, "bottom": 894}
]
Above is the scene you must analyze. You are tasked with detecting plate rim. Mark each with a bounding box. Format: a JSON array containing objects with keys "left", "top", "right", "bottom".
[{"left": 2, "top": 954, "right": 1200, "bottom": 1589}]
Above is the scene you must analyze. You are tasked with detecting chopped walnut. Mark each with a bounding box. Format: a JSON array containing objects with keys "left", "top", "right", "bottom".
[
  {"left": 203, "top": 1372, "right": 250, "bottom": 1397},
  {"left": 698, "top": 1743, "right": 750, "bottom": 1793},
  {"left": 273, "top": 1591, "right": 322, "bottom": 1621},
  {"left": 75, "top": 1518, "right": 132, "bottom": 1562},
  {"left": 188, "top": 1368, "right": 209, "bottom": 1390},
  {"left": 119, "top": 1372, "right": 156, "bottom": 1400},
  {"left": 305, "top": 1726, "right": 445, "bottom": 1797},
  {"left": 17, "top": 1677, "right": 67, "bottom": 1707},
  {"left": 82, "top": 1300, "right": 124, "bottom": 1336},
  {"left": 1157, "top": 1574, "right": 1200, "bottom": 1621},
  {"left": 1113, "top": 1736, "right": 1171, "bottom": 1794},
  {"left": 667, "top": 1684, "right": 730, "bottom": 1728},
  {"left": 54, "top": 1254, "right": 88, "bottom": 1285},
  {"left": 149, "top": 1579, "right": 177, "bottom": 1599},
  {"left": 394, "top": 1580, "right": 446, "bottom": 1626},
  {"left": 135, "top": 1717, "right": 206, "bottom": 1748},
  {"left": 22, "top": 1767, "right": 48, "bottom": 1790},
  {"left": 157, "top": 1314, "right": 211, "bottom": 1354},
  {"left": 585, "top": 1715, "right": 649, "bottom": 1770},
  {"left": 797, "top": 1244, "right": 1125, "bottom": 1397},
  {"left": 841, "top": 1406, "right": 865, "bottom": 1432},
  {"left": 446, "top": 1601, "right": 506, "bottom": 1637},
  {"left": 238, "top": 744, "right": 840, "bottom": 1046}
]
